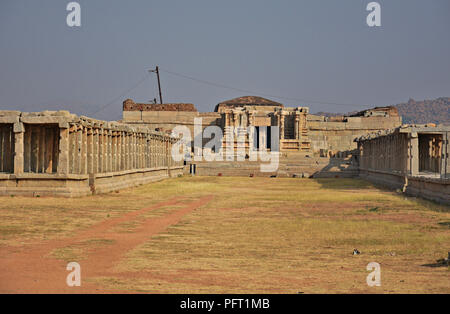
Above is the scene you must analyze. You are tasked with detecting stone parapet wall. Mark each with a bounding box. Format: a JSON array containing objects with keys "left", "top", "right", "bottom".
[
  {"left": 123, "top": 99, "right": 197, "bottom": 112},
  {"left": 307, "top": 115, "right": 402, "bottom": 155},
  {"left": 359, "top": 169, "right": 450, "bottom": 205}
]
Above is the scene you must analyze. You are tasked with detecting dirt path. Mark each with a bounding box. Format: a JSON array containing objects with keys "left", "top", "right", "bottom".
[{"left": 0, "top": 195, "right": 213, "bottom": 293}]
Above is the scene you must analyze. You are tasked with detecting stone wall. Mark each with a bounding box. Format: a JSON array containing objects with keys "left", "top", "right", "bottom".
[
  {"left": 307, "top": 115, "right": 402, "bottom": 156},
  {"left": 359, "top": 169, "right": 450, "bottom": 205},
  {"left": 0, "top": 110, "right": 183, "bottom": 197}
]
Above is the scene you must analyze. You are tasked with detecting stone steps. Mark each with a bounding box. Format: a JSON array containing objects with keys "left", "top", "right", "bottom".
[{"left": 190, "top": 156, "right": 359, "bottom": 178}]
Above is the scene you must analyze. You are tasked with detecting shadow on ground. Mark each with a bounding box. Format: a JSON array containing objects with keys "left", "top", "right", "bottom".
[{"left": 312, "top": 178, "right": 374, "bottom": 190}]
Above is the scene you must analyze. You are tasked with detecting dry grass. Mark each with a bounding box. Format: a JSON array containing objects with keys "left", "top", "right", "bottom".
[{"left": 1, "top": 176, "right": 449, "bottom": 293}]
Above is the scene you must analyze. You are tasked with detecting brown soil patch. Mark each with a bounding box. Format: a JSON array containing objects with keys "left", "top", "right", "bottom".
[{"left": 0, "top": 196, "right": 213, "bottom": 293}]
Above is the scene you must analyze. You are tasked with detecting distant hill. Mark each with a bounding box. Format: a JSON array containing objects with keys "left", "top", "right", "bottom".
[
  {"left": 395, "top": 97, "right": 450, "bottom": 125},
  {"left": 312, "top": 97, "right": 450, "bottom": 125}
]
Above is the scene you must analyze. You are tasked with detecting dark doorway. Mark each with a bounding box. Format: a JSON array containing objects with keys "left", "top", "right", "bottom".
[
  {"left": 418, "top": 134, "right": 442, "bottom": 173},
  {"left": 254, "top": 127, "right": 271, "bottom": 151},
  {"left": 0, "top": 124, "right": 15, "bottom": 173}
]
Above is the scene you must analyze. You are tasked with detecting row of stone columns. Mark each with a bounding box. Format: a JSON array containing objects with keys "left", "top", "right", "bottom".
[
  {"left": 222, "top": 110, "right": 304, "bottom": 141},
  {"left": 358, "top": 133, "right": 409, "bottom": 173},
  {"left": 1, "top": 114, "right": 183, "bottom": 177},
  {"left": 276, "top": 111, "right": 303, "bottom": 140},
  {"left": 221, "top": 109, "right": 309, "bottom": 152},
  {"left": 61, "top": 124, "right": 175, "bottom": 175}
]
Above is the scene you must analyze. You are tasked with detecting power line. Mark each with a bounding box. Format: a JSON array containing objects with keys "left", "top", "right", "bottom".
[
  {"left": 159, "top": 67, "right": 367, "bottom": 108},
  {"left": 89, "top": 73, "right": 152, "bottom": 117}
]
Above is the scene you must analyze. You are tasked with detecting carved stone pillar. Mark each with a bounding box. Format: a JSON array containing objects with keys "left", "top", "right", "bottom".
[
  {"left": 13, "top": 122, "right": 25, "bottom": 175},
  {"left": 294, "top": 112, "right": 300, "bottom": 140},
  {"left": 410, "top": 133, "right": 419, "bottom": 176},
  {"left": 279, "top": 111, "right": 285, "bottom": 140}
]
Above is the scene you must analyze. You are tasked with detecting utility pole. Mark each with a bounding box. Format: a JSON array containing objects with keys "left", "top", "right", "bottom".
[{"left": 149, "top": 66, "right": 163, "bottom": 104}]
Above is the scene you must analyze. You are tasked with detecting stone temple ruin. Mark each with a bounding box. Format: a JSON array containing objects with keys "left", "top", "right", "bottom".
[
  {"left": 123, "top": 96, "right": 402, "bottom": 156},
  {"left": 0, "top": 95, "right": 448, "bottom": 204}
]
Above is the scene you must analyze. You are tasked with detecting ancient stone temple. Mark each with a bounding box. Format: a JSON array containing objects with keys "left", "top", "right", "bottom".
[
  {"left": 122, "top": 96, "right": 402, "bottom": 156},
  {"left": 214, "top": 96, "right": 310, "bottom": 152}
]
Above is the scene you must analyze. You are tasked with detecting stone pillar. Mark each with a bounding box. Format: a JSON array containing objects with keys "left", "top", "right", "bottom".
[
  {"left": 110, "top": 131, "right": 115, "bottom": 172},
  {"left": 147, "top": 135, "right": 151, "bottom": 168},
  {"left": 98, "top": 128, "right": 104, "bottom": 173},
  {"left": 81, "top": 126, "right": 88, "bottom": 174},
  {"left": 224, "top": 111, "right": 229, "bottom": 128},
  {"left": 102, "top": 129, "right": 108, "bottom": 172},
  {"left": 57, "top": 125, "right": 70, "bottom": 175},
  {"left": 107, "top": 129, "right": 112, "bottom": 172},
  {"left": 122, "top": 131, "right": 126, "bottom": 170},
  {"left": 446, "top": 132, "right": 450, "bottom": 178},
  {"left": 135, "top": 133, "right": 139, "bottom": 169},
  {"left": 24, "top": 125, "right": 31, "bottom": 172},
  {"left": 115, "top": 131, "right": 118, "bottom": 171},
  {"left": 166, "top": 138, "right": 170, "bottom": 170},
  {"left": 157, "top": 136, "right": 160, "bottom": 168},
  {"left": 117, "top": 131, "right": 122, "bottom": 171},
  {"left": 93, "top": 128, "right": 99, "bottom": 174},
  {"left": 152, "top": 135, "right": 156, "bottom": 168},
  {"left": 149, "top": 135, "right": 153, "bottom": 168},
  {"left": 69, "top": 125, "right": 76, "bottom": 174},
  {"left": 138, "top": 134, "right": 143, "bottom": 169},
  {"left": 410, "top": 133, "right": 419, "bottom": 176},
  {"left": 121, "top": 132, "right": 125, "bottom": 170},
  {"left": 280, "top": 111, "right": 285, "bottom": 140},
  {"left": 294, "top": 112, "right": 300, "bottom": 140},
  {"left": 38, "top": 127, "right": 45, "bottom": 173},
  {"left": 168, "top": 138, "right": 172, "bottom": 169},
  {"left": 128, "top": 133, "right": 132, "bottom": 170},
  {"left": 87, "top": 127, "right": 94, "bottom": 174},
  {"left": 13, "top": 122, "right": 25, "bottom": 175},
  {"left": 442, "top": 132, "right": 448, "bottom": 178},
  {"left": 247, "top": 111, "right": 253, "bottom": 127},
  {"left": 160, "top": 136, "right": 163, "bottom": 167},
  {"left": 142, "top": 134, "right": 146, "bottom": 168},
  {"left": 106, "top": 129, "right": 110, "bottom": 173},
  {"left": 75, "top": 126, "right": 83, "bottom": 174},
  {"left": 131, "top": 132, "right": 137, "bottom": 169},
  {"left": 118, "top": 132, "right": 122, "bottom": 171}
]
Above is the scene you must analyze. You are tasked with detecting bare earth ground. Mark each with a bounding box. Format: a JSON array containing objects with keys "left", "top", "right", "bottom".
[{"left": 0, "top": 177, "right": 449, "bottom": 293}]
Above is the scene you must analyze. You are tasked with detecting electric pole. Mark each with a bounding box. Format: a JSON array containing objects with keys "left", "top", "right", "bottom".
[{"left": 149, "top": 66, "right": 163, "bottom": 104}]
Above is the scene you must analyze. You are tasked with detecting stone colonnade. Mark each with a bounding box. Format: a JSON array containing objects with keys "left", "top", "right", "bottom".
[
  {"left": 0, "top": 110, "right": 183, "bottom": 177},
  {"left": 63, "top": 119, "right": 177, "bottom": 175},
  {"left": 357, "top": 130, "right": 409, "bottom": 174},
  {"left": 357, "top": 126, "right": 449, "bottom": 178}
]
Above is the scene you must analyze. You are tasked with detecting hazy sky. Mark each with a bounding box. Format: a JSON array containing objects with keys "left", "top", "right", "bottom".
[{"left": 0, "top": 0, "right": 449, "bottom": 120}]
